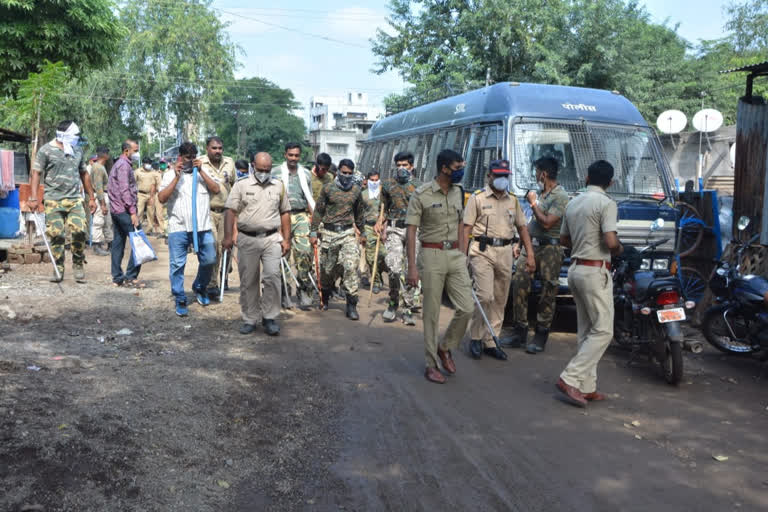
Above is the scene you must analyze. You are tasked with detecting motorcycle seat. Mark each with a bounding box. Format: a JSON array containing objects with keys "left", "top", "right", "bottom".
[{"left": 632, "top": 272, "right": 679, "bottom": 301}]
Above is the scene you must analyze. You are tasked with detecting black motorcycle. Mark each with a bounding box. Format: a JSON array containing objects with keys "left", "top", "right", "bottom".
[
  {"left": 702, "top": 217, "right": 768, "bottom": 359},
  {"left": 613, "top": 221, "right": 694, "bottom": 385}
]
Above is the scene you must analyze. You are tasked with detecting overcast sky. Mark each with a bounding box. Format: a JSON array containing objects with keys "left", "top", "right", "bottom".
[{"left": 214, "top": 0, "right": 731, "bottom": 116}]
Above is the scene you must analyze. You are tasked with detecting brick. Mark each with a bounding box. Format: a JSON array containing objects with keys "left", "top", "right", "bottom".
[
  {"left": 41, "top": 253, "right": 51, "bottom": 263},
  {"left": 33, "top": 245, "right": 47, "bottom": 254},
  {"left": 10, "top": 246, "right": 33, "bottom": 255},
  {"left": 8, "top": 253, "right": 23, "bottom": 264},
  {"left": 24, "top": 253, "right": 41, "bottom": 264}
]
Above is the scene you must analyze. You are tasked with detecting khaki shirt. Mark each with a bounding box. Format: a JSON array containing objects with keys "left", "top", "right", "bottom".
[
  {"left": 560, "top": 185, "right": 618, "bottom": 261},
  {"left": 463, "top": 186, "right": 525, "bottom": 239},
  {"left": 200, "top": 155, "right": 236, "bottom": 209},
  {"left": 405, "top": 180, "right": 464, "bottom": 243},
  {"left": 225, "top": 175, "right": 290, "bottom": 233},
  {"left": 134, "top": 169, "right": 157, "bottom": 194}
]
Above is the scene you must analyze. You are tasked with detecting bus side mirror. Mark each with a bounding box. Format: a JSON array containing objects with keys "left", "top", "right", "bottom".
[{"left": 738, "top": 216, "right": 750, "bottom": 232}]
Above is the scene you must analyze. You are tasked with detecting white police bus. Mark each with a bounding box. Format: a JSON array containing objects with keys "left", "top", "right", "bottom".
[{"left": 359, "top": 82, "right": 678, "bottom": 252}]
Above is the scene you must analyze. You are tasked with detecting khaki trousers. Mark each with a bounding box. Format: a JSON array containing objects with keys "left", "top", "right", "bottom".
[
  {"left": 560, "top": 264, "right": 614, "bottom": 394},
  {"left": 420, "top": 247, "right": 474, "bottom": 368},
  {"left": 237, "top": 232, "right": 282, "bottom": 324},
  {"left": 209, "top": 210, "right": 226, "bottom": 289},
  {"left": 137, "top": 192, "right": 151, "bottom": 226},
  {"left": 469, "top": 244, "right": 514, "bottom": 347}
]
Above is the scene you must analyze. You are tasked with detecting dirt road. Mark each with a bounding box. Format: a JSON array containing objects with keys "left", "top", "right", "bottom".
[{"left": 1, "top": 241, "right": 767, "bottom": 511}]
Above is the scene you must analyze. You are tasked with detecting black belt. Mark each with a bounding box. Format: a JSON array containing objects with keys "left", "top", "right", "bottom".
[
  {"left": 323, "top": 223, "right": 353, "bottom": 233},
  {"left": 210, "top": 207, "right": 226, "bottom": 213},
  {"left": 475, "top": 236, "right": 514, "bottom": 247},
  {"left": 239, "top": 228, "right": 277, "bottom": 238},
  {"left": 365, "top": 220, "right": 377, "bottom": 226},
  {"left": 393, "top": 219, "right": 407, "bottom": 229},
  {"left": 533, "top": 237, "right": 560, "bottom": 246},
  {"left": 291, "top": 208, "right": 308, "bottom": 214}
]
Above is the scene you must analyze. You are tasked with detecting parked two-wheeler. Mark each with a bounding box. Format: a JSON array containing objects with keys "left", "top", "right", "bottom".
[
  {"left": 702, "top": 216, "right": 768, "bottom": 359},
  {"left": 613, "top": 219, "right": 696, "bottom": 385}
]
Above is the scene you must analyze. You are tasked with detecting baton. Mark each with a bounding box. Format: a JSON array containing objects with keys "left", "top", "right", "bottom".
[
  {"left": 307, "top": 268, "right": 320, "bottom": 296},
  {"left": 220, "top": 249, "right": 228, "bottom": 302},
  {"left": 280, "top": 256, "right": 291, "bottom": 301},
  {"left": 470, "top": 282, "right": 500, "bottom": 349},
  {"left": 281, "top": 257, "right": 301, "bottom": 289},
  {"left": 314, "top": 244, "right": 324, "bottom": 308},
  {"left": 367, "top": 232, "right": 382, "bottom": 307},
  {"left": 32, "top": 213, "right": 64, "bottom": 293}
]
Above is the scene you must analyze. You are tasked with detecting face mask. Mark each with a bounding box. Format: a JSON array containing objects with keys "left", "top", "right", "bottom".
[
  {"left": 144, "top": 164, "right": 152, "bottom": 170},
  {"left": 254, "top": 171, "right": 271, "bottom": 183},
  {"left": 337, "top": 174, "right": 354, "bottom": 190},
  {"left": 492, "top": 177, "right": 509, "bottom": 191},
  {"left": 368, "top": 181, "right": 380, "bottom": 192},
  {"left": 450, "top": 167, "right": 465, "bottom": 184},
  {"left": 131, "top": 153, "right": 140, "bottom": 163},
  {"left": 159, "top": 164, "right": 168, "bottom": 171},
  {"left": 396, "top": 167, "right": 410, "bottom": 184}
]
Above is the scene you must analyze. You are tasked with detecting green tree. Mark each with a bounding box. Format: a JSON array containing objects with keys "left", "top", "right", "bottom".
[
  {"left": 0, "top": 0, "right": 124, "bottom": 95},
  {"left": 725, "top": 0, "right": 768, "bottom": 53},
  {"left": 208, "top": 77, "right": 307, "bottom": 163}
]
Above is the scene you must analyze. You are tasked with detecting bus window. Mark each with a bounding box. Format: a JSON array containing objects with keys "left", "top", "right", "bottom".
[
  {"left": 413, "top": 135, "right": 425, "bottom": 173},
  {"left": 420, "top": 133, "right": 435, "bottom": 181},
  {"left": 456, "top": 126, "right": 472, "bottom": 155},
  {"left": 466, "top": 124, "right": 502, "bottom": 191},
  {"left": 441, "top": 129, "right": 458, "bottom": 153}
]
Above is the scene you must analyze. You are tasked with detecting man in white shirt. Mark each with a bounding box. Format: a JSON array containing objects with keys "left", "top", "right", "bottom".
[{"left": 158, "top": 142, "right": 221, "bottom": 317}]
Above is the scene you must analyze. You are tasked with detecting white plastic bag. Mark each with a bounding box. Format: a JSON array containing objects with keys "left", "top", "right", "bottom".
[{"left": 129, "top": 229, "right": 157, "bottom": 266}]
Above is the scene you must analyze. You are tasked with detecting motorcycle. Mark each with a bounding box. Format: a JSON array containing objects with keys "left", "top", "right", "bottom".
[
  {"left": 701, "top": 216, "right": 768, "bottom": 359},
  {"left": 613, "top": 219, "right": 696, "bottom": 385}
]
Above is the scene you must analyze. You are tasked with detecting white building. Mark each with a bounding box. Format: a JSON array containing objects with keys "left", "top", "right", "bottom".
[{"left": 308, "top": 92, "right": 385, "bottom": 164}]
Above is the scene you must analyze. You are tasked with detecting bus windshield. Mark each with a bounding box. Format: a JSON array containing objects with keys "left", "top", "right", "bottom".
[{"left": 511, "top": 121, "right": 668, "bottom": 199}]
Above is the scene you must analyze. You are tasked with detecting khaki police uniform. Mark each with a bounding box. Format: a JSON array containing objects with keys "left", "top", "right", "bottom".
[
  {"left": 406, "top": 180, "right": 474, "bottom": 369},
  {"left": 201, "top": 155, "right": 236, "bottom": 290},
  {"left": 135, "top": 168, "right": 157, "bottom": 227},
  {"left": 225, "top": 175, "right": 290, "bottom": 325},
  {"left": 464, "top": 186, "right": 526, "bottom": 348},
  {"left": 559, "top": 185, "right": 618, "bottom": 394},
  {"left": 149, "top": 170, "right": 166, "bottom": 232}
]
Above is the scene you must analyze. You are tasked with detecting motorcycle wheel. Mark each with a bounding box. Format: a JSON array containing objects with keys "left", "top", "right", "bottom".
[
  {"left": 661, "top": 341, "right": 683, "bottom": 385},
  {"left": 701, "top": 305, "right": 755, "bottom": 354}
]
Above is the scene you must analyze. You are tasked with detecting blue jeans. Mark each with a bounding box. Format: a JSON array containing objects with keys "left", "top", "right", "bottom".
[
  {"left": 110, "top": 212, "right": 141, "bottom": 284},
  {"left": 168, "top": 230, "right": 216, "bottom": 305}
]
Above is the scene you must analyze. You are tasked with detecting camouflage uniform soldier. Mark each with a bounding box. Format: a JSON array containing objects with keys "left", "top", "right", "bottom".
[
  {"left": 273, "top": 142, "right": 315, "bottom": 310},
  {"left": 200, "top": 136, "right": 236, "bottom": 298},
  {"left": 27, "top": 120, "right": 98, "bottom": 282},
  {"left": 376, "top": 151, "right": 420, "bottom": 325},
  {"left": 310, "top": 159, "right": 366, "bottom": 321},
  {"left": 362, "top": 170, "right": 387, "bottom": 293},
  {"left": 89, "top": 146, "right": 112, "bottom": 256},
  {"left": 311, "top": 152, "right": 334, "bottom": 202},
  {"left": 463, "top": 160, "right": 536, "bottom": 361},
  {"left": 509, "top": 157, "right": 570, "bottom": 353}
]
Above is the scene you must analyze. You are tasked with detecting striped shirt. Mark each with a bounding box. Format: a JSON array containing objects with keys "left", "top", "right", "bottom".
[{"left": 160, "top": 170, "right": 214, "bottom": 233}]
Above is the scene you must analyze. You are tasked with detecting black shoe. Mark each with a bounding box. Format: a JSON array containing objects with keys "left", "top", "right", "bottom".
[
  {"left": 469, "top": 339, "right": 483, "bottom": 359},
  {"left": 361, "top": 276, "right": 371, "bottom": 288},
  {"left": 298, "top": 289, "right": 313, "bottom": 311},
  {"left": 262, "top": 318, "right": 280, "bottom": 336},
  {"left": 483, "top": 347, "right": 508, "bottom": 360},
  {"left": 346, "top": 296, "right": 360, "bottom": 321},
  {"left": 526, "top": 326, "right": 550, "bottom": 354},
  {"left": 372, "top": 285, "right": 381, "bottom": 294},
  {"left": 207, "top": 287, "right": 221, "bottom": 300},
  {"left": 501, "top": 323, "right": 528, "bottom": 348},
  {"left": 282, "top": 293, "right": 294, "bottom": 310},
  {"left": 239, "top": 323, "right": 257, "bottom": 335},
  {"left": 320, "top": 289, "right": 332, "bottom": 310}
]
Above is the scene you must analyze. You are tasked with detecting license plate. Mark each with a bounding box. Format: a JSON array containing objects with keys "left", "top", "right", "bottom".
[{"left": 657, "top": 308, "right": 685, "bottom": 323}]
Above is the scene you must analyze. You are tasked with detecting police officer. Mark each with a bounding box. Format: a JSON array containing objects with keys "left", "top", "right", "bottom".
[
  {"left": 223, "top": 152, "right": 291, "bottom": 336},
  {"left": 362, "top": 170, "right": 387, "bottom": 294},
  {"left": 376, "top": 151, "right": 420, "bottom": 325},
  {"left": 200, "top": 136, "right": 236, "bottom": 299},
  {"left": 310, "top": 159, "right": 366, "bottom": 320},
  {"left": 273, "top": 142, "right": 315, "bottom": 310},
  {"left": 406, "top": 149, "right": 475, "bottom": 384},
  {"left": 463, "top": 160, "right": 536, "bottom": 361},
  {"left": 556, "top": 160, "right": 623, "bottom": 407},
  {"left": 135, "top": 156, "right": 157, "bottom": 227},
  {"left": 509, "top": 157, "right": 570, "bottom": 353}
]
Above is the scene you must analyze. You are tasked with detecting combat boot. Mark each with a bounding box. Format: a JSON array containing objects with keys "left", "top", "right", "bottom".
[
  {"left": 320, "top": 289, "right": 332, "bottom": 311},
  {"left": 501, "top": 323, "right": 528, "bottom": 348},
  {"left": 383, "top": 299, "right": 398, "bottom": 322},
  {"left": 73, "top": 264, "right": 86, "bottom": 283},
  {"left": 298, "top": 288, "right": 313, "bottom": 311},
  {"left": 526, "top": 326, "right": 550, "bottom": 354},
  {"left": 93, "top": 243, "right": 109, "bottom": 256},
  {"left": 346, "top": 295, "right": 360, "bottom": 321}
]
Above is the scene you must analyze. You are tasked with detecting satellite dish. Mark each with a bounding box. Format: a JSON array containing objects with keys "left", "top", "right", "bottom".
[
  {"left": 730, "top": 143, "right": 736, "bottom": 166},
  {"left": 692, "top": 109, "right": 723, "bottom": 133},
  {"left": 656, "top": 110, "right": 687, "bottom": 134}
]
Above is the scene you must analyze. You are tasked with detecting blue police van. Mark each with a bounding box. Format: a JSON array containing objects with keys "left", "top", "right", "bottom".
[{"left": 358, "top": 82, "right": 678, "bottom": 298}]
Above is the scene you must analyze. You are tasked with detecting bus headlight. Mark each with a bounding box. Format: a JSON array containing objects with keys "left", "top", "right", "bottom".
[
  {"left": 640, "top": 259, "right": 651, "bottom": 270},
  {"left": 652, "top": 259, "right": 669, "bottom": 271}
]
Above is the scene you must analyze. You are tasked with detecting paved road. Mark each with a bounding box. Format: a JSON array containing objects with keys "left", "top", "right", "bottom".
[{"left": 281, "top": 291, "right": 768, "bottom": 511}]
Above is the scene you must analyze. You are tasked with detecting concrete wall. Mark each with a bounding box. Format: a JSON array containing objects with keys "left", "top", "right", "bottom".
[{"left": 658, "top": 125, "right": 735, "bottom": 193}]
